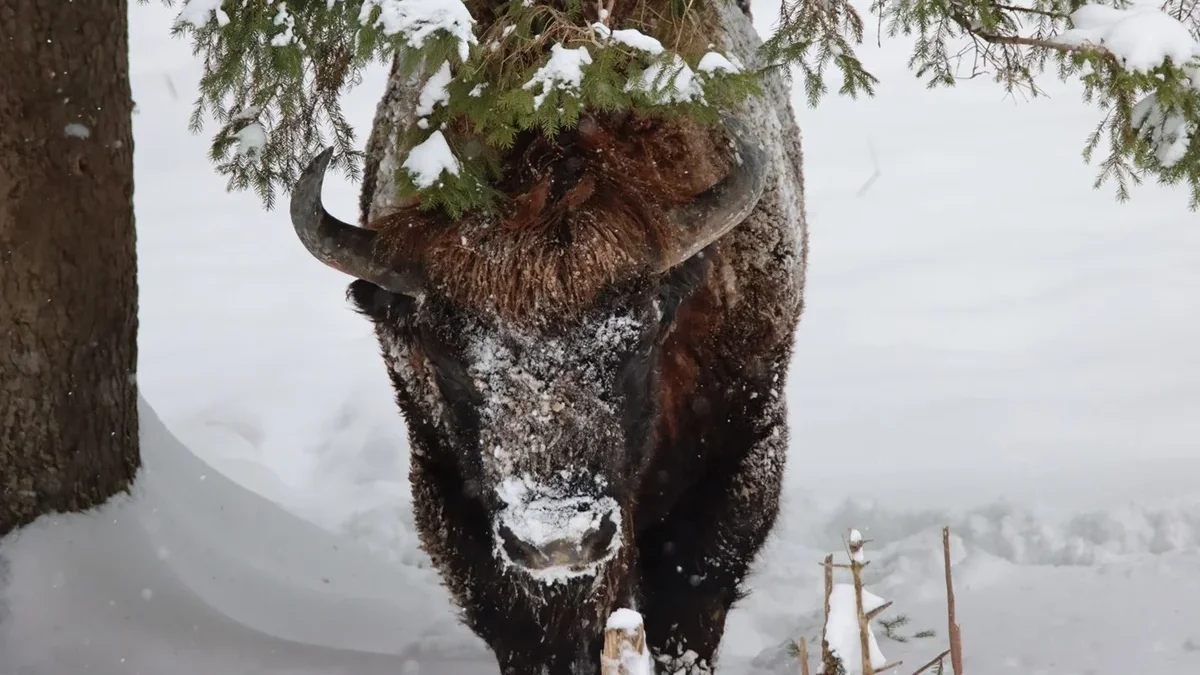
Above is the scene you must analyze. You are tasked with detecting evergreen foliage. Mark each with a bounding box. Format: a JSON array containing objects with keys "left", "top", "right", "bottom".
[{"left": 147, "top": 0, "right": 1200, "bottom": 212}]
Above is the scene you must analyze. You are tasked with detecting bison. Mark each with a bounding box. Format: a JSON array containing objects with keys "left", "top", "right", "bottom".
[{"left": 287, "top": 1, "right": 807, "bottom": 672}]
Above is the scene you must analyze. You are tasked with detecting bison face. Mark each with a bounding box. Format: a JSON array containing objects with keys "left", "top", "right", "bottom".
[
  {"left": 289, "top": 115, "right": 765, "bottom": 585},
  {"left": 446, "top": 302, "right": 653, "bottom": 581},
  {"left": 347, "top": 275, "right": 700, "bottom": 584}
]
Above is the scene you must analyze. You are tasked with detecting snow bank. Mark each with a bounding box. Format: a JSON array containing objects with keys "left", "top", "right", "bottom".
[
  {"left": 738, "top": 492, "right": 1200, "bottom": 673},
  {"left": 0, "top": 396, "right": 486, "bottom": 674}
]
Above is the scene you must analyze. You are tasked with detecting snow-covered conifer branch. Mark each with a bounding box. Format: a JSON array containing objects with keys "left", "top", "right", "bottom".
[
  {"left": 762, "top": 0, "right": 1199, "bottom": 209},
  {"left": 143, "top": 0, "right": 756, "bottom": 213},
  {"left": 148, "top": 0, "right": 1199, "bottom": 212}
]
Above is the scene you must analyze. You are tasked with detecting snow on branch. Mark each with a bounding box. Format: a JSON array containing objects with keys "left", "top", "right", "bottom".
[
  {"left": 523, "top": 43, "right": 594, "bottom": 110},
  {"left": 160, "top": 0, "right": 1200, "bottom": 212},
  {"left": 762, "top": 0, "right": 1200, "bottom": 209},
  {"left": 177, "top": 0, "right": 229, "bottom": 27},
  {"left": 359, "top": 0, "right": 478, "bottom": 62},
  {"left": 401, "top": 130, "right": 460, "bottom": 187},
  {"left": 156, "top": 0, "right": 756, "bottom": 213},
  {"left": 592, "top": 23, "right": 667, "bottom": 54},
  {"left": 1055, "top": 4, "right": 1198, "bottom": 69},
  {"left": 158, "top": 0, "right": 481, "bottom": 209}
]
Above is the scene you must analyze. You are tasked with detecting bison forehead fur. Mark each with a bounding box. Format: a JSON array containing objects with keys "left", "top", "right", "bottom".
[{"left": 368, "top": 113, "right": 733, "bottom": 325}]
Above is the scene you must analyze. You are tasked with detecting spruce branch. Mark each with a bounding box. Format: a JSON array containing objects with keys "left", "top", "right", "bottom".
[
  {"left": 992, "top": 3, "right": 1071, "bottom": 20},
  {"left": 878, "top": 614, "right": 909, "bottom": 642},
  {"left": 151, "top": 0, "right": 1199, "bottom": 213},
  {"left": 851, "top": 0, "right": 1199, "bottom": 209},
  {"left": 146, "top": 0, "right": 476, "bottom": 209},
  {"left": 761, "top": 0, "right": 880, "bottom": 106},
  {"left": 151, "top": 0, "right": 758, "bottom": 214}
]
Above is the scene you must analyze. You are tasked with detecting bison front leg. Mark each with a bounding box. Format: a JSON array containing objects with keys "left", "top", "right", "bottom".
[
  {"left": 634, "top": 384, "right": 787, "bottom": 674},
  {"left": 409, "top": 453, "right": 615, "bottom": 675}
]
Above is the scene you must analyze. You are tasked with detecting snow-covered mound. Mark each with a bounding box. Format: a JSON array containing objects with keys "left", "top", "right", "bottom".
[
  {"left": 0, "top": 396, "right": 489, "bottom": 675},
  {"left": 736, "top": 490, "right": 1200, "bottom": 672},
  {"left": 4, "top": 397, "right": 1199, "bottom": 674}
]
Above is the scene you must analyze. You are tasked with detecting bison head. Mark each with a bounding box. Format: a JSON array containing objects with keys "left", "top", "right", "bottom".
[{"left": 289, "top": 116, "right": 765, "bottom": 586}]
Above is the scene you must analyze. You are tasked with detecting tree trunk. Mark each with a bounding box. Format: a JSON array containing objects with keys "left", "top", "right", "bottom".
[{"left": 0, "top": 0, "right": 139, "bottom": 538}]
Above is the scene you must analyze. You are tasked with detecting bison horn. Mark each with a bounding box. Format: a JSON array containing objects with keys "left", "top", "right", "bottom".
[
  {"left": 289, "top": 147, "right": 425, "bottom": 296},
  {"left": 656, "top": 115, "right": 768, "bottom": 273}
]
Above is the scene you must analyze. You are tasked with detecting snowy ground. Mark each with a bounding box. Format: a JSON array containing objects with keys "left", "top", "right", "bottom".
[{"left": 3, "top": 1, "right": 1200, "bottom": 673}]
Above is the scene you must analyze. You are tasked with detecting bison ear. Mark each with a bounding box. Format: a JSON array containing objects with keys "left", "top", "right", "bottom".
[{"left": 347, "top": 279, "right": 416, "bottom": 321}]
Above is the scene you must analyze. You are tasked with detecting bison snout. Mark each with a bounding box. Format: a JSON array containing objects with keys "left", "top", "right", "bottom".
[{"left": 496, "top": 512, "right": 619, "bottom": 576}]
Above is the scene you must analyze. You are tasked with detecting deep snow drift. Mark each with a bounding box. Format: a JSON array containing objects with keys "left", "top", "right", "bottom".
[
  {"left": 2, "top": 0, "right": 1200, "bottom": 673},
  {"left": 0, "top": 396, "right": 486, "bottom": 675}
]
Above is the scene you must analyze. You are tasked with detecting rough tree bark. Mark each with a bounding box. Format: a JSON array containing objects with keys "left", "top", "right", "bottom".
[{"left": 0, "top": 0, "right": 139, "bottom": 538}]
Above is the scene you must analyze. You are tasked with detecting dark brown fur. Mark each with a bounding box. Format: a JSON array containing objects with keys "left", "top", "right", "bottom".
[
  {"left": 370, "top": 112, "right": 732, "bottom": 324},
  {"left": 342, "top": 1, "right": 808, "bottom": 670}
]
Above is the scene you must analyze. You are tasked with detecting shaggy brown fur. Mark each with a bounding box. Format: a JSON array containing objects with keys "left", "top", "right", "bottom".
[{"left": 371, "top": 112, "right": 733, "bottom": 324}]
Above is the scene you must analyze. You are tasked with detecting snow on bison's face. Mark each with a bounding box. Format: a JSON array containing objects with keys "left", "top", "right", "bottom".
[
  {"left": 288, "top": 115, "right": 765, "bottom": 584},
  {"left": 353, "top": 281, "right": 677, "bottom": 583}
]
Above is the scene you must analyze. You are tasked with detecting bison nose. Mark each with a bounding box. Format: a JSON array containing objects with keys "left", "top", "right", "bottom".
[{"left": 496, "top": 513, "right": 619, "bottom": 572}]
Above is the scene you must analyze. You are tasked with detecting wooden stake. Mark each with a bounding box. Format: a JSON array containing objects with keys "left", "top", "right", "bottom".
[
  {"left": 799, "top": 637, "right": 811, "bottom": 675},
  {"left": 601, "top": 614, "right": 647, "bottom": 675},
  {"left": 849, "top": 537, "right": 875, "bottom": 675},
  {"left": 820, "top": 554, "right": 838, "bottom": 674},
  {"left": 865, "top": 600, "right": 894, "bottom": 622},
  {"left": 942, "top": 527, "right": 963, "bottom": 675}
]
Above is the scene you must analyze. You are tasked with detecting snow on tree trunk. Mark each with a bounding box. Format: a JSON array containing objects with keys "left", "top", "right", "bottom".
[{"left": 0, "top": 0, "right": 139, "bottom": 537}]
